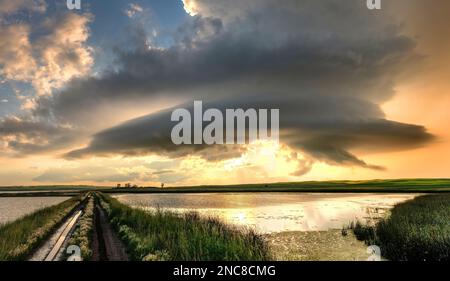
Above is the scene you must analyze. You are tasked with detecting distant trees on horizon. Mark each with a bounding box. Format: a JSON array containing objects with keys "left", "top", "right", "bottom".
[{"left": 115, "top": 183, "right": 165, "bottom": 189}]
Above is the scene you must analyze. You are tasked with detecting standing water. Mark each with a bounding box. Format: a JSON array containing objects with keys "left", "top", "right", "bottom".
[
  {"left": 113, "top": 193, "right": 418, "bottom": 233},
  {"left": 0, "top": 197, "right": 70, "bottom": 225}
]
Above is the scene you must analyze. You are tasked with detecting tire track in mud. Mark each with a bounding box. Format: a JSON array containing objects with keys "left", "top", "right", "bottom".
[
  {"left": 91, "top": 198, "right": 129, "bottom": 261},
  {"left": 28, "top": 194, "right": 128, "bottom": 261},
  {"left": 29, "top": 204, "right": 85, "bottom": 261}
]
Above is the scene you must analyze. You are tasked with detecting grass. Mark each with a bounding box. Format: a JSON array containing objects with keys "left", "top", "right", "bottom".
[
  {"left": 98, "top": 193, "right": 271, "bottom": 261},
  {"left": 349, "top": 194, "right": 450, "bottom": 261},
  {"left": 0, "top": 195, "right": 84, "bottom": 261},
  {"left": 67, "top": 195, "right": 94, "bottom": 260},
  {"left": 102, "top": 178, "right": 450, "bottom": 193},
  {"left": 2, "top": 179, "right": 450, "bottom": 194},
  {"left": 347, "top": 221, "right": 378, "bottom": 245}
]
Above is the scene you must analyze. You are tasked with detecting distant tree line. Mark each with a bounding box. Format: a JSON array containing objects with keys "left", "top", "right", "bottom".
[{"left": 115, "top": 183, "right": 165, "bottom": 189}]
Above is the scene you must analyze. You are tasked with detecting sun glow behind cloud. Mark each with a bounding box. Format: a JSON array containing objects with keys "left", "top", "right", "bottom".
[
  {"left": 181, "top": 0, "right": 198, "bottom": 16},
  {"left": 22, "top": 140, "right": 310, "bottom": 186},
  {"left": 0, "top": 0, "right": 449, "bottom": 186},
  {"left": 176, "top": 140, "right": 311, "bottom": 186}
]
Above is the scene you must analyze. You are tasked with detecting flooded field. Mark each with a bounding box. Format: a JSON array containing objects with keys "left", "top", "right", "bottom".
[
  {"left": 113, "top": 193, "right": 418, "bottom": 233},
  {"left": 0, "top": 197, "right": 70, "bottom": 225},
  {"left": 113, "top": 192, "right": 419, "bottom": 260}
]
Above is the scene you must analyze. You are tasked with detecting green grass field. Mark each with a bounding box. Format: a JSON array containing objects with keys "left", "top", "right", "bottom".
[
  {"left": 99, "top": 193, "right": 271, "bottom": 261},
  {"left": 103, "top": 179, "right": 450, "bottom": 193},
  {"left": 2, "top": 179, "right": 450, "bottom": 194}
]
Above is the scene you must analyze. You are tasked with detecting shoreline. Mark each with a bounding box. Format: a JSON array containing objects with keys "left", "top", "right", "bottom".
[
  {"left": 0, "top": 189, "right": 446, "bottom": 198},
  {"left": 264, "top": 230, "right": 369, "bottom": 261},
  {"left": 1, "top": 179, "right": 450, "bottom": 195}
]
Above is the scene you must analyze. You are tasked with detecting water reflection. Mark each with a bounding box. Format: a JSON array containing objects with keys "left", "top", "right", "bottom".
[
  {"left": 113, "top": 193, "right": 418, "bottom": 233},
  {"left": 0, "top": 197, "right": 70, "bottom": 224}
]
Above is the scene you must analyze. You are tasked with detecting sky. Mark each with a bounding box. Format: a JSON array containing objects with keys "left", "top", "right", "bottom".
[{"left": 0, "top": 0, "right": 449, "bottom": 186}]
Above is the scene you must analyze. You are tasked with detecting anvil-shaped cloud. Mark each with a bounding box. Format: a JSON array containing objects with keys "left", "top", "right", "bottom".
[
  {"left": 66, "top": 94, "right": 433, "bottom": 172},
  {"left": 0, "top": 0, "right": 439, "bottom": 179}
]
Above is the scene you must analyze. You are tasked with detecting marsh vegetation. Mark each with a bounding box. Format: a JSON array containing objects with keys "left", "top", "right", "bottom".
[
  {"left": 349, "top": 194, "right": 450, "bottom": 261},
  {"left": 99, "top": 194, "right": 271, "bottom": 261},
  {"left": 67, "top": 196, "right": 94, "bottom": 260}
]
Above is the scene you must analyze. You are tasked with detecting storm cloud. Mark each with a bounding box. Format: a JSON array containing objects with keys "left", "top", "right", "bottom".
[
  {"left": 66, "top": 95, "right": 433, "bottom": 170},
  {"left": 0, "top": 0, "right": 437, "bottom": 174},
  {"left": 30, "top": 0, "right": 423, "bottom": 124}
]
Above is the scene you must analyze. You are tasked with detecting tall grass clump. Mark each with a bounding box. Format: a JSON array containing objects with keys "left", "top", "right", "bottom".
[
  {"left": 99, "top": 194, "right": 271, "bottom": 261},
  {"left": 345, "top": 221, "right": 377, "bottom": 245},
  {"left": 351, "top": 194, "right": 450, "bottom": 261},
  {"left": 67, "top": 195, "right": 94, "bottom": 260},
  {"left": 0, "top": 195, "right": 84, "bottom": 261}
]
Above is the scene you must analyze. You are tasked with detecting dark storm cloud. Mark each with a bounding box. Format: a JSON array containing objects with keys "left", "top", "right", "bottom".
[
  {"left": 0, "top": 117, "right": 59, "bottom": 135},
  {"left": 32, "top": 0, "right": 420, "bottom": 125},
  {"left": 66, "top": 95, "right": 434, "bottom": 169},
  {"left": 0, "top": 0, "right": 436, "bottom": 171},
  {"left": 0, "top": 116, "right": 78, "bottom": 155}
]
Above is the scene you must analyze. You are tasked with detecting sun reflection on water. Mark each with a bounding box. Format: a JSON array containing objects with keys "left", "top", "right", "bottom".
[{"left": 115, "top": 193, "right": 418, "bottom": 234}]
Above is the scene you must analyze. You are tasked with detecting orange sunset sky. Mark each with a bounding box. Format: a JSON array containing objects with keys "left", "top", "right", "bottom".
[{"left": 0, "top": 0, "right": 449, "bottom": 186}]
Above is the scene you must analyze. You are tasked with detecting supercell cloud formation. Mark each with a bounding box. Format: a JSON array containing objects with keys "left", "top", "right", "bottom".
[{"left": 0, "top": 0, "right": 447, "bottom": 184}]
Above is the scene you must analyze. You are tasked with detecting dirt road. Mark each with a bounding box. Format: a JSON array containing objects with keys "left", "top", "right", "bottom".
[
  {"left": 30, "top": 196, "right": 128, "bottom": 261},
  {"left": 91, "top": 203, "right": 129, "bottom": 261}
]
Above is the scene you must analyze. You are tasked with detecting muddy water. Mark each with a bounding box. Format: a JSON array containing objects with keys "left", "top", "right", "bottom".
[
  {"left": 113, "top": 193, "right": 418, "bottom": 233},
  {"left": 0, "top": 197, "right": 70, "bottom": 225}
]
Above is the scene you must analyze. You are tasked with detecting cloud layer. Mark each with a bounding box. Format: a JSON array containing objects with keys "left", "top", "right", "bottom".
[
  {"left": 0, "top": 9, "right": 93, "bottom": 98},
  {"left": 0, "top": 0, "right": 439, "bottom": 178}
]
